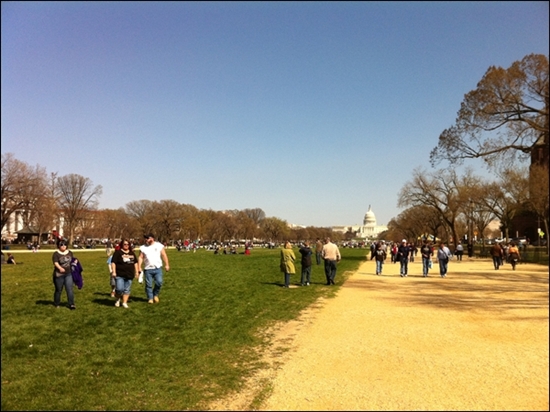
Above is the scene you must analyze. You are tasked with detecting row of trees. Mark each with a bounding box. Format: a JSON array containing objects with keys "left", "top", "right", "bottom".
[
  {"left": 1, "top": 153, "right": 340, "bottom": 245},
  {"left": 382, "top": 165, "right": 548, "bottom": 248},
  {"left": 388, "top": 53, "right": 548, "bottom": 251}
]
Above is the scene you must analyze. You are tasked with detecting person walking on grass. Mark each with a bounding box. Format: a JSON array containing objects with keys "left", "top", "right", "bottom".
[
  {"left": 437, "top": 241, "right": 452, "bottom": 278},
  {"left": 280, "top": 241, "right": 296, "bottom": 288},
  {"left": 322, "top": 237, "right": 341, "bottom": 285},
  {"left": 111, "top": 239, "right": 139, "bottom": 308},
  {"left": 299, "top": 240, "right": 313, "bottom": 286},
  {"left": 52, "top": 239, "right": 76, "bottom": 310},
  {"left": 315, "top": 238, "right": 323, "bottom": 265},
  {"left": 138, "top": 233, "right": 170, "bottom": 304}
]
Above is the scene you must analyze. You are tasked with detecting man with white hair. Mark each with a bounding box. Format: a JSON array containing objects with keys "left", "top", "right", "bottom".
[{"left": 321, "top": 237, "right": 341, "bottom": 285}]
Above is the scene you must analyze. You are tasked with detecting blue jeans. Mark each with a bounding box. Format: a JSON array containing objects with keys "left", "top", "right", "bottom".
[
  {"left": 439, "top": 259, "right": 448, "bottom": 276},
  {"left": 324, "top": 260, "right": 337, "bottom": 283},
  {"left": 376, "top": 260, "right": 383, "bottom": 274},
  {"left": 144, "top": 267, "right": 163, "bottom": 300},
  {"left": 301, "top": 266, "right": 311, "bottom": 284},
  {"left": 316, "top": 252, "right": 322, "bottom": 265},
  {"left": 400, "top": 257, "right": 409, "bottom": 275},
  {"left": 115, "top": 277, "right": 133, "bottom": 295},
  {"left": 492, "top": 256, "right": 500, "bottom": 269},
  {"left": 53, "top": 273, "right": 75, "bottom": 306},
  {"left": 284, "top": 273, "right": 292, "bottom": 287},
  {"left": 422, "top": 257, "right": 431, "bottom": 276}
]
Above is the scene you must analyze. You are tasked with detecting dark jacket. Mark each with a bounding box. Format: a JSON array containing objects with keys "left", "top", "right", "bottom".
[{"left": 299, "top": 246, "right": 313, "bottom": 267}]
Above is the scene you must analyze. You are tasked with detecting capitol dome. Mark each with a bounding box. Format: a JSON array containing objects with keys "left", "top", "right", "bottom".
[{"left": 363, "top": 205, "right": 376, "bottom": 226}]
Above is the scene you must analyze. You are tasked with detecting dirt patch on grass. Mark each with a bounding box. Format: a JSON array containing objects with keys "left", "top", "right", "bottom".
[{"left": 208, "top": 258, "right": 549, "bottom": 411}]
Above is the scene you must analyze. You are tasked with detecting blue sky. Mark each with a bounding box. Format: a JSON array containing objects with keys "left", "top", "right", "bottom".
[{"left": 2, "top": 1, "right": 548, "bottom": 228}]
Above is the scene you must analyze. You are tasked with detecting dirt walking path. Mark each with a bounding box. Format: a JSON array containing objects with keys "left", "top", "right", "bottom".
[{"left": 210, "top": 257, "right": 549, "bottom": 411}]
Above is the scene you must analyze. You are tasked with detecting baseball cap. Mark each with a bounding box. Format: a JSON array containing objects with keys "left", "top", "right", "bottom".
[
  {"left": 402, "top": 239, "right": 407, "bottom": 243},
  {"left": 144, "top": 233, "right": 155, "bottom": 239}
]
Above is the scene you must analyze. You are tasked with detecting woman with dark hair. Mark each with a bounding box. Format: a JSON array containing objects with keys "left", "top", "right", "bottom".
[
  {"left": 110, "top": 238, "right": 139, "bottom": 308},
  {"left": 52, "top": 239, "right": 76, "bottom": 309}
]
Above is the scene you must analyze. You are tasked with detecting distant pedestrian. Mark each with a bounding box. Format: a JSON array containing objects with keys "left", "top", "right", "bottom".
[
  {"left": 299, "top": 241, "right": 313, "bottom": 286},
  {"left": 490, "top": 242, "right": 504, "bottom": 270},
  {"left": 52, "top": 239, "right": 76, "bottom": 310},
  {"left": 374, "top": 242, "right": 387, "bottom": 275},
  {"left": 420, "top": 239, "right": 434, "bottom": 277},
  {"left": 437, "top": 242, "right": 452, "bottom": 278},
  {"left": 280, "top": 241, "right": 296, "bottom": 288},
  {"left": 455, "top": 241, "right": 464, "bottom": 261},
  {"left": 315, "top": 238, "right": 323, "bottom": 265},
  {"left": 105, "top": 238, "right": 113, "bottom": 256},
  {"left": 138, "top": 234, "right": 170, "bottom": 304},
  {"left": 397, "top": 239, "right": 410, "bottom": 277},
  {"left": 321, "top": 237, "right": 341, "bottom": 285}
]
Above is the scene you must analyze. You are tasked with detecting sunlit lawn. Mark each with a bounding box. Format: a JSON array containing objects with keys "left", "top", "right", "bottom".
[{"left": 1, "top": 246, "right": 367, "bottom": 410}]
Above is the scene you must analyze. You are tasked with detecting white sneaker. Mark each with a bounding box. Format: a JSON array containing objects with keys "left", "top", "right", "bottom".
[
  {"left": 115, "top": 299, "right": 120, "bottom": 307},
  {"left": 122, "top": 303, "right": 129, "bottom": 309}
]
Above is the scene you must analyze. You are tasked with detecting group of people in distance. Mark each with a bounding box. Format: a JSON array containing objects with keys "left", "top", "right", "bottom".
[
  {"left": 490, "top": 240, "right": 521, "bottom": 270},
  {"left": 279, "top": 237, "right": 341, "bottom": 288},
  {"left": 52, "top": 233, "right": 169, "bottom": 310},
  {"left": 375, "top": 239, "right": 452, "bottom": 278}
]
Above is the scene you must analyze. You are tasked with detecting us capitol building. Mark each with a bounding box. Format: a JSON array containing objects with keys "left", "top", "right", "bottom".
[{"left": 332, "top": 205, "right": 388, "bottom": 239}]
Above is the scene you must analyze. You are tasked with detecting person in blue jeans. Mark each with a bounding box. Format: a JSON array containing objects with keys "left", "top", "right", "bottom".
[
  {"left": 437, "top": 242, "right": 452, "bottom": 278},
  {"left": 397, "top": 239, "right": 410, "bottom": 277},
  {"left": 420, "top": 239, "right": 434, "bottom": 277},
  {"left": 138, "top": 234, "right": 170, "bottom": 304},
  {"left": 52, "top": 240, "right": 76, "bottom": 309},
  {"left": 374, "top": 242, "right": 387, "bottom": 275}
]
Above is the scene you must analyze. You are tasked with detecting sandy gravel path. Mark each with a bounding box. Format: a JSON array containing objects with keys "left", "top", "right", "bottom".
[{"left": 211, "top": 257, "right": 549, "bottom": 411}]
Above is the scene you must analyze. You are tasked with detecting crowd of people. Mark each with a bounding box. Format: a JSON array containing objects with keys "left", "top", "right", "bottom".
[{"left": 5, "top": 232, "right": 522, "bottom": 309}]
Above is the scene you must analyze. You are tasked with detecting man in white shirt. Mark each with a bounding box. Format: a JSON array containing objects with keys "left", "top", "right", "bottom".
[
  {"left": 138, "top": 234, "right": 170, "bottom": 304},
  {"left": 321, "top": 237, "right": 341, "bottom": 285}
]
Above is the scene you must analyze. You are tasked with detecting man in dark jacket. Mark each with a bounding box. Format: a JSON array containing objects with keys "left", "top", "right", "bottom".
[
  {"left": 397, "top": 239, "right": 411, "bottom": 277},
  {"left": 299, "top": 241, "right": 313, "bottom": 286}
]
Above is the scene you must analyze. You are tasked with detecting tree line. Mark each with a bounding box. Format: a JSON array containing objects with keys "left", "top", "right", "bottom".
[{"left": 1, "top": 153, "right": 339, "bottom": 245}]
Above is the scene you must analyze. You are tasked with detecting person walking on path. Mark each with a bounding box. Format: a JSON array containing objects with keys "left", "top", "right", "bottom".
[
  {"left": 111, "top": 239, "right": 139, "bottom": 308},
  {"left": 507, "top": 242, "right": 521, "bottom": 270},
  {"left": 374, "top": 242, "right": 387, "bottom": 275},
  {"left": 52, "top": 239, "right": 76, "bottom": 310},
  {"left": 298, "top": 241, "right": 313, "bottom": 286},
  {"left": 420, "top": 239, "right": 434, "bottom": 277},
  {"left": 490, "top": 242, "right": 504, "bottom": 270},
  {"left": 321, "top": 237, "right": 341, "bottom": 285},
  {"left": 455, "top": 241, "right": 464, "bottom": 261},
  {"left": 280, "top": 241, "right": 296, "bottom": 288},
  {"left": 397, "top": 239, "right": 411, "bottom": 277},
  {"left": 437, "top": 241, "right": 452, "bottom": 278},
  {"left": 315, "top": 238, "right": 323, "bottom": 265},
  {"left": 138, "top": 233, "right": 170, "bottom": 304}
]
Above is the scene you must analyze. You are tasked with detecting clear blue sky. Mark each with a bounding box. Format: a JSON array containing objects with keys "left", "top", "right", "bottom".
[{"left": 2, "top": 1, "right": 548, "bottom": 228}]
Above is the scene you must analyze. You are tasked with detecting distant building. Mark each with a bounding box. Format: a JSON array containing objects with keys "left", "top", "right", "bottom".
[{"left": 332, "top": 205, "right": 388, "bottom": 239}]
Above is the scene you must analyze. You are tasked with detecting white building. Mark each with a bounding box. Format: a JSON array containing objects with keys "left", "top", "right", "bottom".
[{"left": 332, "top": 205, "right": 388, "bottom": 239}]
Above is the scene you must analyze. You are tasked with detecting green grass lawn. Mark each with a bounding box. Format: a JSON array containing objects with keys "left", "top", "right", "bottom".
[{"left": 1, "top": 247, "right": 367, "bottom": 410}]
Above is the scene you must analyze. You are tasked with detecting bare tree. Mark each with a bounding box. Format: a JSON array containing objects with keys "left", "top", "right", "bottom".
[
  {"left": 56, "top": 173, "right": 102, "bottom": 244},
  {"left": 398, "top": 168, "right": 469, "bottom": 244},
  {"left": 528, "top": 164, "right": 549, "bottom": 251},
  {"left": 259, "top": 217, "right": 289, "bottom": 242},
  {"left": 1, "top": 153, "right": 47, "bottom": 232},
  {"left": 430, "top": 54, "right": 549, "bottom": 171}
]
